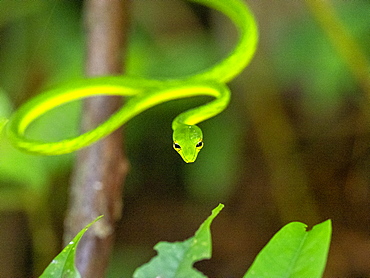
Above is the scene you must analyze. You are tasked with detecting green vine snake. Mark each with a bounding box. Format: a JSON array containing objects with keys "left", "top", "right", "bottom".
[{"left": 2, "top": 0, "right": 258, "bottom": 163}]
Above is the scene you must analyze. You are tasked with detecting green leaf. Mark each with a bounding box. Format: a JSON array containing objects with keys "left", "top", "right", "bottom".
[
  {"left": 40, "top": 216, "right": 103, "bottom": 278},
  {"left": 244, "top": 220, "right": 332, "bottom": 278},
  {"left": 133, "top": 203, "right": 224, "bottom": 278}
]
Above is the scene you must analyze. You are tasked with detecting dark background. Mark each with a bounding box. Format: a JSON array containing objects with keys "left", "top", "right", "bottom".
[{"left": 0, "top": 0, "right": 370, "bottom": 277}]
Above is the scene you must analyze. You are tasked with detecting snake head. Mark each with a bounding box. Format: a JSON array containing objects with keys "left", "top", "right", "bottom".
[{"left": 173, "top": 125, "right": 203, "bottom": 163}]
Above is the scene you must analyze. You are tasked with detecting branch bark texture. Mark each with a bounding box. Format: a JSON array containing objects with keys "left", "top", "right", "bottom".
[{"left": 64, "top": 0, "right": 129, "bottom": 277}]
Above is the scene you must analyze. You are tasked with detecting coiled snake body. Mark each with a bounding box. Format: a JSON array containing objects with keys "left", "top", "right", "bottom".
[{"left": 3, "top": 0, "right": 258, "bottom": 163}]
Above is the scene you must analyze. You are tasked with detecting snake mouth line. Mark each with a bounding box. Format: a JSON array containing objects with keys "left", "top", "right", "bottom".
[{"left": 184, "top": 155, "right": 196, "bottom": 163}]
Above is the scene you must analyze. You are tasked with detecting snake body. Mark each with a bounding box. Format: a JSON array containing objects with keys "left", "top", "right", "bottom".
[{"left": 4, "top": 0, "right": 258, "bottom": 163}]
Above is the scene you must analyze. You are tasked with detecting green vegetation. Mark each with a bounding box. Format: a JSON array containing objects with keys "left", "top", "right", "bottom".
[
  {"left": 0, "top": 0, "right": 369, "bottom": 277},
  {"left": 41, "top": 205, "right": 331, "bottom": 278}
]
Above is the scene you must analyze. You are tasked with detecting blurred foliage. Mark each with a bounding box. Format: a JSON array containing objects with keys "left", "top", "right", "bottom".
[
  {"left": 0, "top": 0, "right": 83, "bottom": 276},
  {"left": 0, "top": 0, "right": 82, "bottom": 187},
  {"left": 0, "top": 0, "right": 369, "bottom": 277},
  {"left": 273, "top": 0, "right": 370, "bottom": 114}
]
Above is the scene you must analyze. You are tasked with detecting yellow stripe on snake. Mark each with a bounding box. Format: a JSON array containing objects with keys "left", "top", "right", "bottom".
[{"left": 3, "top": 0, "right": 258, "bottom": 163}]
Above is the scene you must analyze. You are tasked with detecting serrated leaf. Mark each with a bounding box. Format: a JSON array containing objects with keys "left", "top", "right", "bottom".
[
  {"left": 133, "top": 203, "right": 224, "bottom": 278},
  {"left": 244, "top": 220, "right": 332, "bottom": 278},
  {"left": 40, "top": 216, "right": 103, "bottom": 278}
]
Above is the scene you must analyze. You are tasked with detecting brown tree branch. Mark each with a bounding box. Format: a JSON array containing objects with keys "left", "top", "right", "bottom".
[{"left": 64, "top": 0, "right": 130, "bottom": 277}]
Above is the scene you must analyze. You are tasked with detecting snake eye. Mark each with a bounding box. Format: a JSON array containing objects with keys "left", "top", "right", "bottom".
[
  {"left": 173, "top": 142, "right": 181, "bottom": 150},
  {"left": 196, "top": 141, "right": 203, "bottom": 149}
]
